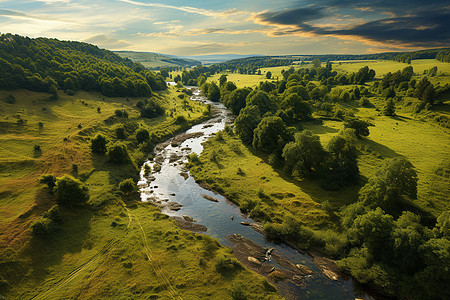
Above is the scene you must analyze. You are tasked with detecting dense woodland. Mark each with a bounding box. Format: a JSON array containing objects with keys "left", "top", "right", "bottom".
[
  {"left": 185, "top": 58, "right": 450, "bottom": 299},
  {"left": 0, "top": 34, "right": 167, "bottom": 97}
]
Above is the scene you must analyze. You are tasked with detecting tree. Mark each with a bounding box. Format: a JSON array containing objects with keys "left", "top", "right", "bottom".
[
  {"left": 326, "top": 135, "right": 359, "bottom": 186},
  {"left": 54, "top": 175, "right": 89, "bottom": 207},
  {"left": 359, "top": 157, "right": 418, "bottom": 214},
  {"left": 280, "top": 93, "right": 311, "bottom": 121},
  {"left": 349, "top": 207, "right": 394, "bottom": 257},
  {"left": 344, "top": 118, "right": 370, "bottom": 139},
  {"left": 266, "top": 71, "right": 272, "bottom": 79},
  {"left": 252, "top": 116, "right": 289, "bottom": 154},
  {"left": 312, "top": 58, "right": 321, "bottom": 68},
  {"left": 208, "top": 82, "right": 221, "bottom": 101},
  {"left": 219, "top": 74, "right": 227, "bottom": 87},
  {"left": 119, "top": 178, "right": 136, "bottom": 195},
  {"left": 246, "top": 91, "right": 277, "bottom": 115},
  {"left": 91, "top": 134, "right": 108, "bottom": 154},
  {"left": 383, "top": 99, "right": 396, "bottom": 116},
  {"left": 136, "top": 128, "right": 150, "bottom": 144},
  {"left": 226, "top": 88, "right": 251, "bottom": 115},
  {"left": 391, "top": 211, "right": 426, "bottom": 272},
  {"left": 140, "top": 99, "right": 164, "bottom": 118},
  {"left": 282, "top": 131, "right": 326, "bottom": 178},
  {"left": 40, "top": 174, "right": 56, "bottom": 190},
  {"left": 114, "top": 124, "right": 127, "bottom": 139},
  {"left": 234, "top": 105, "right": 261, "bottom": 144},
  {"left": 107, "top": 142, "right": 132, "bottom": 164}
]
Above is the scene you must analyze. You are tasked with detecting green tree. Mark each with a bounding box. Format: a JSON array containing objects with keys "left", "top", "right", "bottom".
[
  {"left": 344, "top": 118, "right": 370, "bottom": 139},
  {"left": 91, "top": 134, "right": 108, "bottom": 154},
  {"left": 359, "top": 157, "right": 418, "bottom": 214},
  {"left": 40, "top": 174, "right": 56, "bottom": 190},
  {"left": 326, "top": 135, "right": 359, "bottom": 186},
  {"left": 219, "top": 74, "right": 227, "bottom": 88},
  {"left": 119, "top": 178, "right": 136, "bottom": 195},
  {"left": 266, "top": 71, "right": 272, "bottom": 79},
  {"left": 208, "top": 82, "right": 221, "bottom": 102},
  {"left": 234, "top": 105, "right": 261, "bottom": 144},
  {"left": 136, "top": 128, "right": 150, "bottom": 144},
  {"left": 246, "top": 91, "right": 277, "bottom": 115},
  {"left": 226, "top": 88, "right": 251, "bottom": 115},
  {"left": 280, "top": 93, "right": 311, "bottom": 121},
  {"left": 349, "top": 207, "right": 394, "bottom": 257},
  {"left": 114, "top": 124, "right": 127, "bottom": 139},
  {"left": 312, "top": 58, "right": 321, "bottom": 68},
  {"left": 54, "top": 175, "right": 89, "bottom": 207},
  {"left": 383, "top": 99, "right": 396, "bottom": 116},
  {"left": 282, "top": 131, "right": 326, "bottom": 178},
  {"left": 252, "top": 116, "right": 289, "bottom": 154},
  {"left": 107, "top": 142, "right": 132, "bottom": 164}
]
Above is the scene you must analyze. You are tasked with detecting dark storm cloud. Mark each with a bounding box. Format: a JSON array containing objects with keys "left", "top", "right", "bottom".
[
  {"left": 256, "top": 1, "right": 450, "bottom": 47},
  {"left": 257, "top": 7, "right": 327, "bottom": 26}
]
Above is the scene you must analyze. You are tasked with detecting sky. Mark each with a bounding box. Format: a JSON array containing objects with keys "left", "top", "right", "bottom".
[{"left": 0, "top": 0, "right": 449, "bottom": 56}]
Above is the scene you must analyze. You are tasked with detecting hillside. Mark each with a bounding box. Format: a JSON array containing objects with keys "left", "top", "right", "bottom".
[
  {"left": 0, "top": 35, "right": 281, "bottom": 299},
  {"left": 115, "top": 51, "right": 201, "bottom": 69},
  {"left": 0, "top": 34, "right": 166, "bottom": 98}
]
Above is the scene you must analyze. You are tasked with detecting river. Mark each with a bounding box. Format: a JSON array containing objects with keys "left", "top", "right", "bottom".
[{"left": 138, "top": 86, "right": 373, "bottom": 300}]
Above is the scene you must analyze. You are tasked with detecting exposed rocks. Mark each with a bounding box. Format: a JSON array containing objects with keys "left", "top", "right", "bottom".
[
  {"left": 179, "top": 172, "right": 189, "bottom": 180},
  {"left": 166, "top": 201, "right": 182, "bottom": 211},
  {"left": 247, "top": 256, "right": 262, "bottom": 266},
  {"left": 312, "top": 256, "right": 342, "bottom": 281},
  {"left": 295, "top": 264, "right": 313, "bottom": 276},
  {"left": 182, "top": 215, "right": 194, "bottom": 222},
  {"left": 201, "top": 193, "right": 219, "bottom": 202},
  {"left": 170, "top": 216, "right": 207, "bottom": 232},
  {"left": 240, "top": 222, "right": 250, "bottom": 226}
]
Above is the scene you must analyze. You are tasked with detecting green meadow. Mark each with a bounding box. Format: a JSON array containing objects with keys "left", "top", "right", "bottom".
[{"left": 0, "top": 87, "right": 280, "bottom": 299}]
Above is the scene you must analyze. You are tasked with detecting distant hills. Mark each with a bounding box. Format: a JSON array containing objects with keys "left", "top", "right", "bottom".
[
  {"left": 114, "top": 51, "right": 201, "bottom": 69},
  {"left": 114, "top": 51, "right": 261, "bottom": 69}
]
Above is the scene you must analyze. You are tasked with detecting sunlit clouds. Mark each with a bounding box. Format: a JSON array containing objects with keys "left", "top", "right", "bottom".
[{"left": 0, "top": 0, "right": 447, "bottom": 55}]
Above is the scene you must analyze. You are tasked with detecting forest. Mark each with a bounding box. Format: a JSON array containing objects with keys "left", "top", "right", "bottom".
[{"left": 187, "top": 57, "right": 450, "bottom": 299}]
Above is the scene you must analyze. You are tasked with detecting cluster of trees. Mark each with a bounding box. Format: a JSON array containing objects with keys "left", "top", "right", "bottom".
[
  {"left": 0, "top": 34, "right": 166, "bottom": 97},
  {"left": 338, "top": 157, "right": 450, "bottom": 299}
]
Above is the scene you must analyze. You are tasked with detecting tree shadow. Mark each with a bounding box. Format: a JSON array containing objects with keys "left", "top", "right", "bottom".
[
  {"left": 303, "top": 124, "right": 339, "bottom": 135},
  {"left": 27, "top": 207, "right": 93, "bottom": 281},
  {"left": 362, "top": 138, "right": 403, "bottom": 159}
]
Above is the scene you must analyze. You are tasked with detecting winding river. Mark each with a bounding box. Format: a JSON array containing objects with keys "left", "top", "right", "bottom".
[{"left": 138, "top": 86, "right": 373, "bottom": 300}]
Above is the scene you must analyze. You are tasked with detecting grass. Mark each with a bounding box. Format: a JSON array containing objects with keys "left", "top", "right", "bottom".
[
  {"left": 0, "top": 87, "right": 281, "bottom": 299},
  {"left": 189, "top": 132, "right": 335, "bottom": 228}
]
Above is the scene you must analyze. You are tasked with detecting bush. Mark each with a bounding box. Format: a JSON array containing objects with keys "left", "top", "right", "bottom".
[
  {"left": 40, "top": 174, "right": 56, "bottom": 189},
  {"left": 31, "top": 217, "right": 58, "bottom": 236},
  {"left": 140, "top": 99, "right": 165, "bottom": 118},
  {"left": 91, "top": 134, "right": 108, "bottom": 154},
  {"left": 43, "top": 205, "right": 63, "bottom": 224},
  {"left": 136, "top": 128, "right": 150, "bottom": 144},
  {"left": 119, "top": 178, "right": 136, "bottom": 195},
  {"left": 174, "top": 115, "right": 187, "bottom": 125},
  {"left": 107, "top": 142, "right": 132, "bottom": 164},
  {"left": 188, "top": 153, "right": 201, "bottom": 165},
  {"left": 214, "top": 254, "right": 242, "bottom": 276},
  {"left": 115, "top": 109, "right": 128, "bottom": 118},
  {"left": 114, "top": 125, "right": 127, "bottom": 139},
  {"left": 230, "top": 283, "right": 247, "bottom": 300},
  {"left": 54, "top": 175, "right": 89, "bottom": 207}
]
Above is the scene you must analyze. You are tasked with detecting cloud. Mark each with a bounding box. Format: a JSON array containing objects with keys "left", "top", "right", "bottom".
[
  {"left": 0, "top": 8, "right": 63, "bottom": 21},
  {"left": 118, "top": 0, "right": 243, "bottom": 18},
  {"left": 84, "top": 34, "right": 130, "bottom": 49},
  {"left": 253, "top": 2, "right": 450, "bottom": 48}
]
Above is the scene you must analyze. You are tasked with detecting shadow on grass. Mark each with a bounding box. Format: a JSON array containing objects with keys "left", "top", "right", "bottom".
[
  {"left": 28, "top": 207, "right": 93, "bottom": 281},
  {"left": 362, "top": 138, "right": 403, "bottom": 158},
  {"left": 91, "top": 153, "right": 139, "bottom": 186},
  {"left": 303, "top": 124, "right": 339, "bottom": 135}
]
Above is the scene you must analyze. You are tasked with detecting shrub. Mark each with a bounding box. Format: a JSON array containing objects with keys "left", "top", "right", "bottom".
[
  {"left": 214, "top": 254, "right": 242, "bottom": 276},
  {"left": 54, "top": 175, "right": 89, "bottom": 207},
  {"left": 230, "top": 283, "right": 247, "bottom": 300},
  {"left": 91, "top": 134, "right": 108, "bottom": 154},
  {"left": 136, "top": 128, "right": 150, "bottom": 144},
  {"left": 40, "top": 174, "right": 56, "bottom": 189},
  {"left": 174, "top": 115, "right": 187, "bottom": 125},
  {"left": 107, "top": 142, "right": 132, "bottom": 164},
  {"left": 114, "top": 125, "right": 127, "bottom": 139},
  {"left": 144, "top": 164, "right": 151, "bottom": 176},
  {"left": 119, "top": 178, "right": 136, "bottom": 195},
  {"left": 43, "top": 205, "right": 63, "bottom": 224},
  {"left": 153, "top": 163, "right": 161, "bottom": 172},
  {"left": 140, "top": 99, "right": 165, "bottom": 118},
  {"left": 31, "top": 217, "right": 58, "bottom": 236},
  {"left": 187, "top": 153, "right": 201, "bottom": 165}
]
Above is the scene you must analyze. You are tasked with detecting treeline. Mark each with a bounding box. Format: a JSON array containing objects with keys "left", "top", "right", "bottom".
[
  {"left": 217, "top": 56, "right": 295, "bottom": 74},
  {"left": 0, "top": 34, "right": 166, "bottom": 97}
]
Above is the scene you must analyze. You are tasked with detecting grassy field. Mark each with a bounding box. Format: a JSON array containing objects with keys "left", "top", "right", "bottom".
[
  {"left": 193, "top": 58, "right": 449, "bottom": 229},
  {"left": 0, "top": 87, "right": 280, "bottom": 299}
]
